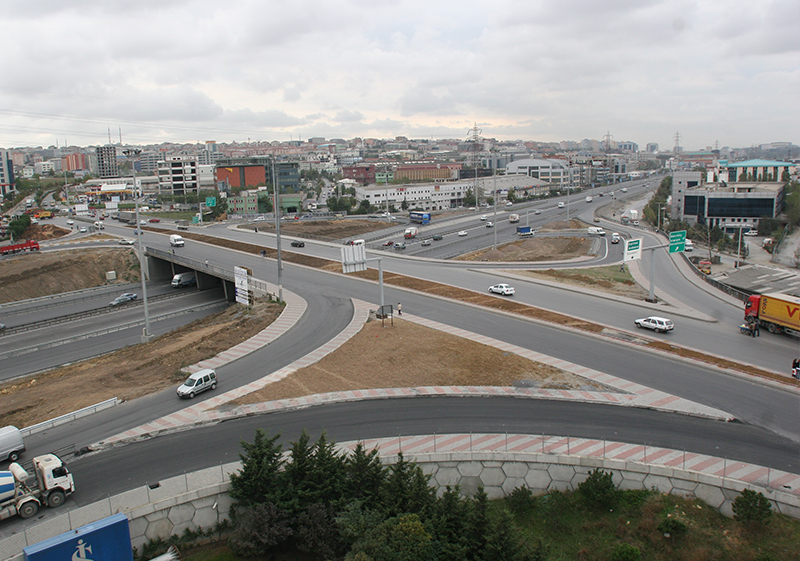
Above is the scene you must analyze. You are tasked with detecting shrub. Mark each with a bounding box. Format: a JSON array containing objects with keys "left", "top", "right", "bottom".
[
  {"left": 228, "top": 503, "right": 293, "bottom": 558},
  {"left": 578, "top": 468, "right": 617, "bottom": 510},
  {"left": 610, "top": 543, "right": 641, "bottom": 561},
  {"left": 733, "top": 489, "right": 773, "bottom": 525},
  {"left": 506, "top": 486, "right": 536, "bottom": 517},
  {"left": 657, "top": 517, "right": 687, "bottom": 539}
]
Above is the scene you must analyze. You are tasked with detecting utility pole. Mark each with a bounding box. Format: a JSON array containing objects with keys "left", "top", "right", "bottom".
[
  {"left": 123, "top": 148, "right": 152, "bottom": 343},
  {"left": 272, "top": 159, "right": 283, "bottom": 302},
  {"left": 467, "top": 123, "right": 482, "bottom": 207}
]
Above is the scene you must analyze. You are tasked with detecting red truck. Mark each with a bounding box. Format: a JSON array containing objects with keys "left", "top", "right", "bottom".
[
  {"left": 0, "top": 240, "right": 40, "bottom": 256},
  {"left": 744, "top": 292, "right": 800, "bottom": 337}
]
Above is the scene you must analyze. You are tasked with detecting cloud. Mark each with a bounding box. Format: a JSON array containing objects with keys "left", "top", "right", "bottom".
[{"left": 0, "top": 0, "right": 797, "bottom": 149}]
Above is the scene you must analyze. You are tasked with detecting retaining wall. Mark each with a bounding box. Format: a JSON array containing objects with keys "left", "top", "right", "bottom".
[{"left": 2, "top": 444, "right": 798, "bottom": 561}]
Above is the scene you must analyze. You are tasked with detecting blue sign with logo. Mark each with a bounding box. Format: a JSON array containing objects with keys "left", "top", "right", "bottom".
[{"left": 24, "top": 513, "right": 133, "bottom": 561}]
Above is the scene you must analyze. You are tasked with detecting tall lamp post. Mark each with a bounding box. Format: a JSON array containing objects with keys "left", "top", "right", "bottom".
[
  {"left": 123, "top": 149, "right": 152, "bottom": 342},
  {"left": 272, "top": 158, "right": 283, "bottom": 302}
]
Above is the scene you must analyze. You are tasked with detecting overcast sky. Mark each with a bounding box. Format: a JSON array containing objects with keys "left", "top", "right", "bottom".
[{"left": 1, "top": 0, "right": 798, "bottom": 151}]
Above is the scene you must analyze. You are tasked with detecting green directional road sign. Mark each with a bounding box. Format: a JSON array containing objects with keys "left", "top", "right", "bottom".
[
  {"left": 669, "top": 230, "right": 686, "bottom": 253},
  {"left": 205, "top": 196, "right": 217, "bottom": 208}
]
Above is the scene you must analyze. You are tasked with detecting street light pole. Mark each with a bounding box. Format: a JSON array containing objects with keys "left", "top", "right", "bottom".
[
  {"left": 123, "top": 149, "right": 152, "bottom": 343},
  {"left": 272, "top": 158, "right": 283, "bottom": 302}
]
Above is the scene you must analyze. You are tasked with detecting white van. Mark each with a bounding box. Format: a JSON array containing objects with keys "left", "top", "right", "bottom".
[
  {"left": 93, "top": 221, "right": 105, "bottom": 230},
  {"left": 171, "top": 272, "right": 196, "bottom": 288},
  {"left": 169, "top": 234, "right": 185, "bottom": 247},
  {"left": 611, "top": 233, "right": 621, "bottom": 244},
  {"left": 177, "top": 369, "right": 217, "bottom": 399},
  {"left": 684, "top": 240, "right": 694, "bottom": 252},
  {"left": 0, "top": 426, "right": 25, "bottom": 462},
  {"left": 587, "top": 227, "right": 606, "bottom": 236},
  {"left": 557, "top": 202, "right": 565, "bottom": 208},
  {"left": 585, "top": 196, "right": 593, "bottom": 203},
  {"left": 352, "top": 239, "right": 365, "bottom": 246}
]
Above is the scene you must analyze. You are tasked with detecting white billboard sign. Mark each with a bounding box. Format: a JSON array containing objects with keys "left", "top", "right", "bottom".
[
  {"left": 234, "top": 266, "right": 251, "bottom": 306},
  {"left": 624, "top": 238, "right": 643, "bottom": 261}
]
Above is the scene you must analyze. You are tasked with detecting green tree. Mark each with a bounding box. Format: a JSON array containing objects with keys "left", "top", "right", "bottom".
[
  {"left": 351, "top": 513, "right": 435, "bottom": 561},
  {"left": 507, "top": 189, "right": 517, "bottom": 203},
  {"left": 463, "top": 188, "right": 476, "bottom": 207},
  {"left": 228, "top": 429, "right": 284, "bottom": 506},
  {"left": 430, "top": 486, "right": 469, "bottom": 560},
  {"left": 345, "top": 443, "right": 387, "bottom": 510},
  {"left": 733, "top": 489, "right": 773, "bottom": 525},
  {"left": 381, "top": 453, "right": 435, "bottom": 518},
  {"left": 578, "top": 468, "right": 616, "bottom": 510},
  {"left": 228, "top": 502, "right": 293, "bottom": 558},
  {"left": 8, "top": 214, "right": 31, "bottom": 240},
  {"left": 257, "top": 193, "right": 274, "bottom": 213},
  {"left": 401, "top": 198, "right": 408, "bottom": 211}
]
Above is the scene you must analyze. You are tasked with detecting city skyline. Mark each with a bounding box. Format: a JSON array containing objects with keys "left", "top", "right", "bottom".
[{"left": 1, "top": 0, "right": 798, "bottom": 151}]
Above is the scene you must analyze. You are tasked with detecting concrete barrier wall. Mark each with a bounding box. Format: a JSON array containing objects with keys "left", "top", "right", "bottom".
[{"left": 2, "top": 447, "right": 798, "bottom": 561}]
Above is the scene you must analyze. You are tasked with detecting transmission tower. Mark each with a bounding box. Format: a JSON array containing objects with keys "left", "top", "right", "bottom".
[
  {"left": 603, "top": 131, "right": 613, "bottom": 153},
  {"left": 673, "top": 131, "right": 682, "bottom": 154},
  {"left": 466, "top": 123, "right": 483, "bottom": 205}
]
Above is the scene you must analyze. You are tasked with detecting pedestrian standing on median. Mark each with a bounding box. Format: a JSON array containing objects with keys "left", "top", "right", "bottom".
[{"left": 397, "top": 303, "right": 402, "bottom": 315}]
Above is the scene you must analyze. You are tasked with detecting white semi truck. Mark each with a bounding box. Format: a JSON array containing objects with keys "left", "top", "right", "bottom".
[{"left": 0, "top": 454, "right": 75, "bottom": 520}]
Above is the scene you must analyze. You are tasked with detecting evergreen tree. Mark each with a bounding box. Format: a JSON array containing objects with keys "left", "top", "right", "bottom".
[
  {"left": 345, "top": 443, "right": 387, "bottom": 510},
  {"left": 430, "top": 486, "right": 469, "bottom": 560},
  {"left": 228, "top": 429, "right": 284, "bottom": 506}
]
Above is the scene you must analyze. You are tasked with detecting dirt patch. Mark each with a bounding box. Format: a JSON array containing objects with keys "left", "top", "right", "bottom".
[
  {"left": 0, "top": 299, "right": 284, "bottom": 428},
  {"left": 456, "top": 237, "right": 594, "bottom": 262},
  {"left": 20, "top": 223, "right": 71, "bottom": 240},
  {"left": 241, "top": 219, "right": 395, "bottom": 241},
  {"left": 513, "top": 267, "right": 650, "bottom": 300},
  {"left": 230, "top": 318, "right": 608, "bottom": 406},
  {"left": 0, "top": 248, "right": 141, "bottom": 304}
]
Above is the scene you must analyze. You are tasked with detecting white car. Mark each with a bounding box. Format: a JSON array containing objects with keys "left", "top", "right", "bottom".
[
  {"left": 458, "top": 230, "right": 468, "bottom": 236},
  {"left": 177, "top": 368, "right": 217, "bottom": 399},
  {"left": 118, "top": 238, "right": 136, "bottom": 245},
  {"left": 534, "top": 209, "right": 541, "bottom": 215},
  {"left": 557, "top": 202, "right": 565, "bottom": 208},
  {"left": 743, "top": 229, "right": 758, "bottom": 237},
  {"left": 66, "top": 219, "right": 74, "bottom": 225},
  {"left": 506, "top": 201, "right": 513, "bottom": 206},
  {"left": 78, "top": 226, "right": 88, "bottom": 233},
  {"left": 254, "top": 216, "right": 266, "bottom": 222},
  {"left": 634, "top": 316, "right": 674, "bottom": 333},
  {"left": 486, "top": 221, "right": 494, "bottom": 228},
  {"left": 480, "top": 215, "right": 488, "bottom": 221},
  {"left": 489, "top": 283, "right": 515, "bottom": 296}
]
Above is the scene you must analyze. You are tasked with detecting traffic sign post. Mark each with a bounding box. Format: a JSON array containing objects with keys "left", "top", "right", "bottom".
[{"left": 669, "top": 230, "right": 686, "bottom": 253}]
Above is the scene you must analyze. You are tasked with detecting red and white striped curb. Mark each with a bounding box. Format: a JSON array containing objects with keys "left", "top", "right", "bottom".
[
  {"left": 186, "top": 289, "right": 307, "bottom": 373},
  {"left": 341, "top": 433, "right": 800, "bottom": 496}
]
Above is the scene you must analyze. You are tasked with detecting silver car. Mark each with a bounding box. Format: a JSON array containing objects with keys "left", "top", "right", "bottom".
[{"left": 177, "top": 369, "right": 217, "bottom": 399}]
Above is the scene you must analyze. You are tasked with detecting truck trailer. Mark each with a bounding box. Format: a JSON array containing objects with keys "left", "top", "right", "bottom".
[
  {"left": 0, "top": 454, "right": 75, "bottom": 520},
  {"left": 0, "top": 240, "right": 40, "bottom": 256},
  {"left": 745, "top": 292, "right": 800, "bottom": 337},
  {"left": 404, "top": 227, "right": 418, "bottom": 239}
]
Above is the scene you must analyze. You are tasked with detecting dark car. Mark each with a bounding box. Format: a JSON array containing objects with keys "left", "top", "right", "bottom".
[
  {"left": 110, "top": 293, "right": 138, "bottom": 306},
  {"left": 432, "top": 234, "right": 443, "bottom": 241},
  {"left": 291, "top": 240, "right": 305, "bottom": 247}
]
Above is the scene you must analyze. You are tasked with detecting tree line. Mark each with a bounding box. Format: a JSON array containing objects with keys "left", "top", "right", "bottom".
[{"left": 227, "top": 429, "right": 546, "bottom": 560}]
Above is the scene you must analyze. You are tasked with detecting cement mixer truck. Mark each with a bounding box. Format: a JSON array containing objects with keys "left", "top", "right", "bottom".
[{"left": 0, "top": 454, "right": 75, "bottom": 520}]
